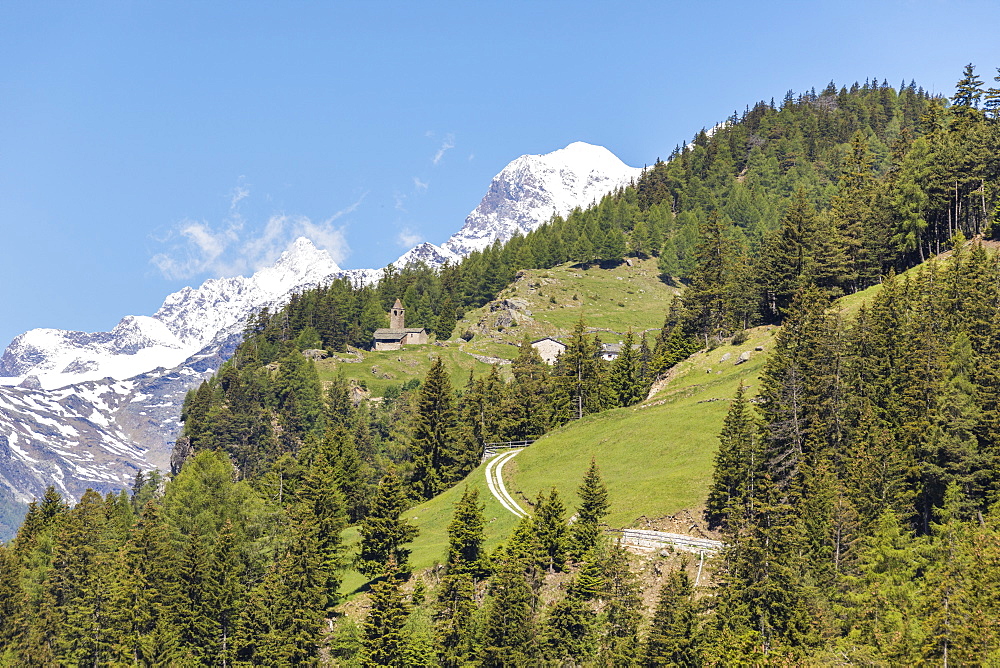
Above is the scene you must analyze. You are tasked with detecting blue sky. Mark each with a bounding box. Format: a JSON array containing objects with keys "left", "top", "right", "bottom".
[{"left": 2, "top": 0, "right": 999, "bottom": 347}]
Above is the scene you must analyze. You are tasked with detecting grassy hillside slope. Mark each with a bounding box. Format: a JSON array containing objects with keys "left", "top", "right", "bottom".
[
  {"left": 314, "top": 257, "right": 680, "bottom": 397},
  {"left": 507, "top": 326, "right": 776, "bottom": 528},
  {"left": 455, "top": 257, "right": 681, "bottom": 345},
  {"left": 340, "top": 325, "right": 776, "bottom": 595}
]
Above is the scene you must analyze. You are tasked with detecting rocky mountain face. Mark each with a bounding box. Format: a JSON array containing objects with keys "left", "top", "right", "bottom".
[
  {"left": 0, "top": 141, "right": 640, "bottom": 539},
  {"left": 443, "top": 141, "right": 643, "bottom": 256}
]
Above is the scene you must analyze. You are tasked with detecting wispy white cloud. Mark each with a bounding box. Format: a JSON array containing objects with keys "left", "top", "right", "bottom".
[
  {"left": 413, "top": 176, "right": 429, "bottom": 191},
  {"left": 230, "top": 181, "right": 250, "bottom": 209},
  {"left": 394, "top": 192, "right": 408, "bottom": 212},
  {"left": 397, "top": 228, "right": 423, "bottom": 247},
  {"left": 432, "top": 133, "right": 455, "bottom": 165},
  {"left": 151, "top": 190, "right": 363, "bottom": 279}
]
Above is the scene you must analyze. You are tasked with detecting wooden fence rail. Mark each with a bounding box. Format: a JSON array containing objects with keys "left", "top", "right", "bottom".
[{"left": 481, "top": 439, "right": 536, "bottom": 462}]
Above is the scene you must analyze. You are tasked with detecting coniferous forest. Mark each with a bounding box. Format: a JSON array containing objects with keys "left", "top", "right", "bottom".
[{"left": 5, "top": 66, "right": 1000, "bottom": 664}]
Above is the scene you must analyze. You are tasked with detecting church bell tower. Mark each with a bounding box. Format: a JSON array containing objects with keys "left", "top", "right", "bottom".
[{"left": 390, "top": 299, "right": 405, "bottom": 329}]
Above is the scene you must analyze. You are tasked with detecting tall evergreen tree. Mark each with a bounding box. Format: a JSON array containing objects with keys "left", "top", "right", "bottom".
[
  {"left": 410, "top": 358, "right": 461, "bottom": 499},
  {"left": 568, "top": 458, "right": 610, "bottom": 560},
  {"left": 433, "top": 573, "right": 477, "bottom": 668},
  {"left": 533, "top": 488, "right": 568, "bottom": 573},
  {"left": 446, "top": 486, "right": 490, "bottom": 578},
  {"left": 361, "top": 571, "right": 411, "bottom": 667},
  {"left": 642, "top": 568, "right": 698, "bottom": 667},
  {"left": 357, "top": 468, "right": 418, "bottom": 578}
]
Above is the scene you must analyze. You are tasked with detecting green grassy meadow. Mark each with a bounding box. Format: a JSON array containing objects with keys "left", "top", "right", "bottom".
[
  {"left": 454, "top": 257, "right": 682, "bottom": 345},
  {"left": 507, "top": 326, "right": 775, "bottom": 528}
]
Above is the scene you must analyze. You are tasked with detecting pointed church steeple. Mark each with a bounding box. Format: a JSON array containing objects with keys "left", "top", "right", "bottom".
[{"left": 390, "top": 299, "right": 405, "bottom": 329}]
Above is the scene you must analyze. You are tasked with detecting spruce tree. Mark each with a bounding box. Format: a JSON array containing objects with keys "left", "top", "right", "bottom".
[
  {"left": 296, "top": 435, "right": 349, "bottom": 611},
  {"left": 446, "top": 486, "right": 490, "bottom": 578},
  {"left": 538, "top": 592, "right": 595, "bottom": 665},
  {"left": 480, "top": 557, "right": 536, "bottom": 667},
  {"left": 274, "top": 511, "right": 328, "bottom": 665},
  {"left": 361, "top": 570, "right": 411, "bottom": 667},
  {"left": 410, "top": 357, "right": 460, "bottom": 499},
  {"left": 599, "top": 540, "right": 642, "bottom": 666},
  {"left": 609, "top": 329, "right": 644, "bottom": 407},
  {"left": 505, "top": 337, "right": 553, "bottom": 440},
  {"left": 206, "top": 521, "right": 243, "bottom": 665},
  {"left": 533, "top": 488, "right": 568, "bottom": 572},
  {"left": 643, "top": 568, "right": 698, "bottom": 666},
  {"left": 568, "top": 458, "right": 610, "bottom": 560},
  {"left": 433, "top": 573, "right": 477, "bottom": 668},
  {"left": 0, "top": 544, "right": 21, "bottom": 652},
  {"left": 357, "top": 468, "right": 418, "bottom": 578},
  {"left": 706, "top": 383, "right": 755, "bottom": 529},
  {"left": 175, "top": 530, "right": 215, "bottom": 664},
  {"left": 556, "top": 317, "right": 606, "bottom": 418}
]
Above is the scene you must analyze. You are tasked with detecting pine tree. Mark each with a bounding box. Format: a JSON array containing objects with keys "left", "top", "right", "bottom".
[
  {"left": 361, "top": 572, "right": 411, "bottom": 667},
  {"left": 357, "top": 468, "right": 418, "bottom": 578},
  {"left": 446, "top": 486, "right": 490, "bottom": 578},
  {"left": 410, "top": 357, "right": 461, "bottom": 499},
  {"left": 569, "top": 458, "right": 610, "bottom": 560},
  {"left": 433, "top": 573, "right": 477, "bottom": 668},
  {"left": 533, "top": 487, "right": 568, "bottom": 572},
  {"left": 642, "top": 568, "right": 698, "bottom": 666}
]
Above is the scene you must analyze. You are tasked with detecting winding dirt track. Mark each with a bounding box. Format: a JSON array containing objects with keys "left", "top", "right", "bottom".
[
  {"left": 482, "top": 447, "right": 724, "bottom": 555},
  {"left": 484, "top": 449, "right": 527, "bottom": 518}
]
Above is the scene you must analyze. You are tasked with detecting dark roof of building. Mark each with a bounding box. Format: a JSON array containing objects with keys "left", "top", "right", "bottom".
[
  {"left": 530, "top": 336, "right": 566, "bottom": 347},
  {"left": 600, "top": 343, "right": 641, "bottom": 354},
  {"left": 373, "top": 327, "right": 426, "bottom": 340}
]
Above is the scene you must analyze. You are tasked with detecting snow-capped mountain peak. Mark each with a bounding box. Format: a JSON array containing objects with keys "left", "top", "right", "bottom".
[
  {"left": 0, "top": 237, "right": 350, "bottom": 390},
  {"left": 442, "top": 141, "right": 643, "bottom": 256},
  {"left": 392, "top": 242, "right": 462, "bottom": 270}
]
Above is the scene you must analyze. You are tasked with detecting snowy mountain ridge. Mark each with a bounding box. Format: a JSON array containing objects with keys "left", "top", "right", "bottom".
[
  {"left": 0, "top": 238, "right": 378, "bottom": 390},
  {"left": 443, "top": 141, "right": 643, "bottom": 256}
]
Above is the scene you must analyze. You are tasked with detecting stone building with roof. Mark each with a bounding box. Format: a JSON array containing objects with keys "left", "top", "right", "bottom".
[
  {"left": 530, "top": 336, "right": 567, "bottom": 365},
  {"left": 372, "top": 299, "right": 428, "bottom": 351}
]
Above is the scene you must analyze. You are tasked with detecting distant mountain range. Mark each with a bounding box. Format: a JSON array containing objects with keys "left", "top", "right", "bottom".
[{"left": 0, "top": 141, "right": 643, "bottom": 531}]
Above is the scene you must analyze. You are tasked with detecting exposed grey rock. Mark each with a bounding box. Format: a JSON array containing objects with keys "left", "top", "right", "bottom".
[
  {"left": 170, "top": 436, "right": 194, "bottom": 477},
  {"left": 734, "top": 351, "right": 751, "bottom": 365},
  {"left": 719, "top": 352, "right": 731, "bottom": 363}
]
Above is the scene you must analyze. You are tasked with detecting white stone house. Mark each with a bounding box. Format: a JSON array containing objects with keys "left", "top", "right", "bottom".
[{"left": 530, "top": 337, "right": 567, "bottom": 365}]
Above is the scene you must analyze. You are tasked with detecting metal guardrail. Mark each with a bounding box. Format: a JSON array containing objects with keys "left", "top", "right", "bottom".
[
  {"left": 612, "top": 528, "right": 723, "bottom": 554},
  {"left": 481, "top": 439, "right": 535, "bottom": 462}
]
